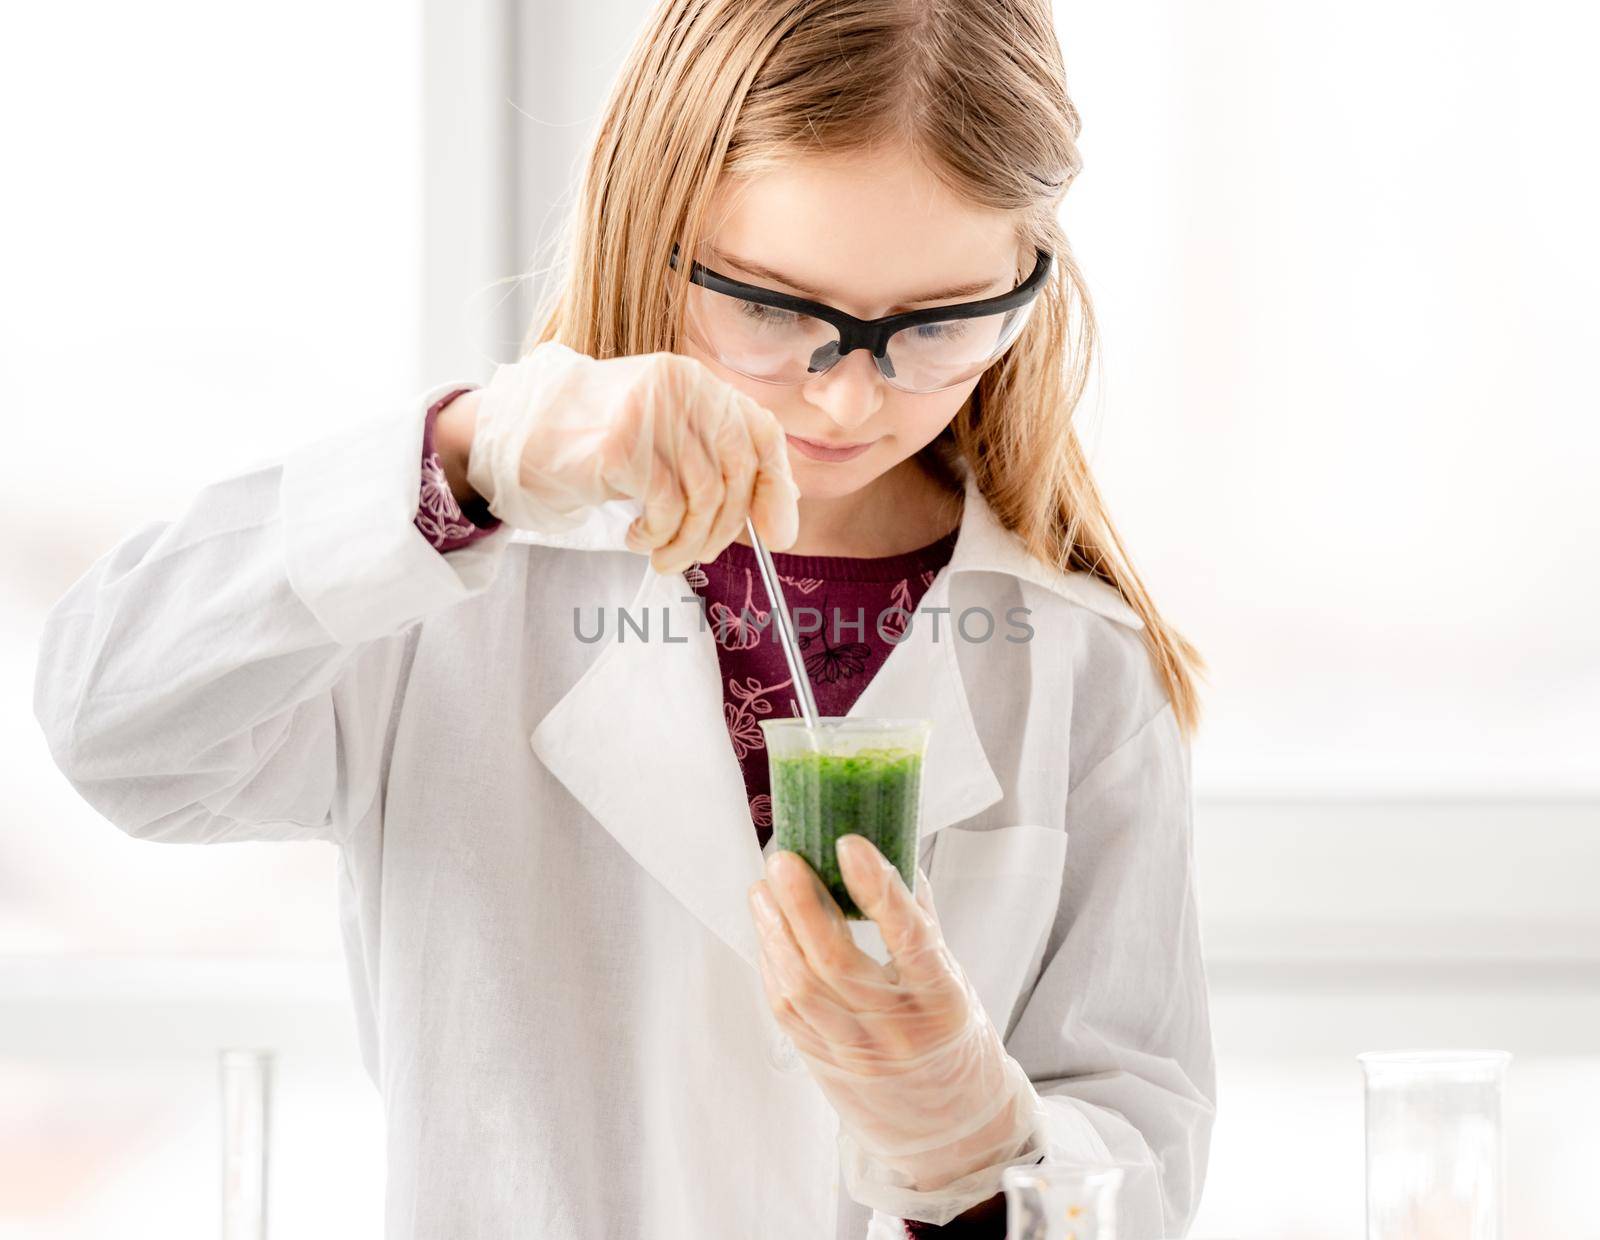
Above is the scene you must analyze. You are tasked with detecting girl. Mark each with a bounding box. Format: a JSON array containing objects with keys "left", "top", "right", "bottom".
[{"left": 33, "top": 1, "right": 1215, "bottom": 1237}]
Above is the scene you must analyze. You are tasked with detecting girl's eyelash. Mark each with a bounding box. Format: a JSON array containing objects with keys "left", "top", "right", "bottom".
[
  {"left": 739, "top": 300, "right": 969, "bottom": 335},
  {"left": 738, "top": 301, "right": 796, "bottom": 323}
]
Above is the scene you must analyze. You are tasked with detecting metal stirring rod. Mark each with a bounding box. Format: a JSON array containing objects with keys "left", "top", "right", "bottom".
[{"left": 744, "top": 515, "right": 820, "bottom": 727}]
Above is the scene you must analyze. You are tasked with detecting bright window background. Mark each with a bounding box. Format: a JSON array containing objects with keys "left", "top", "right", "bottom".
[
  {"left": 1046, "top": 1, "right": 1600, "bottom": 1235},
  {"left": 1054, "top": 0, "right": 1599, "bottom": 798},
  {"left": 0, "top": 2, "right": 419, "bottom": 1235},
  {"left": 2, "top": 1, "right": 1595, "bottom": 1237}
]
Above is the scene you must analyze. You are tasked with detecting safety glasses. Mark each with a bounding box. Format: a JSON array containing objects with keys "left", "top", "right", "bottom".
[{"left": 668, "top": 244, "right": 1052, "bottom": 395}]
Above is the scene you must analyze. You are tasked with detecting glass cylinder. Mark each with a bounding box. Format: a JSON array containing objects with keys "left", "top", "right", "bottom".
[
  {"left": 220, "top": 1048, "right": 273, "bottom": 1240},
  {"left": 1001, "top": 1163, "right": 1124, "bottom": 1240},
  {"left": 1357, "top": 1049, "right": 1511, "bottom": 1240},
  {"left": 760, "top": 717, "right": 931, "bottom": 919}
]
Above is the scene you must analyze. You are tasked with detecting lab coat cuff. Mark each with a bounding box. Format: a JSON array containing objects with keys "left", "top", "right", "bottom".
[
  {"left": 281, "top": 378, "right": 516, "bottom": 645},
  {"left": 1031, "top": 1089, "right": 1120, "bottom": 1165},
  {"left": 838, "top": 1056, "right": 1051, "bottom": 1226}
]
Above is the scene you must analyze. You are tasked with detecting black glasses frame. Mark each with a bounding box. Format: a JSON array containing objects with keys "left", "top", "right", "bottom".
[{"left": 667, "top": 243, "right": 1053, "bottom": 387}]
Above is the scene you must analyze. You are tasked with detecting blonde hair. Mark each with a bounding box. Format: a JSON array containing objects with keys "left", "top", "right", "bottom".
[{"left": 520, "top": 0, "right": 1205, "bottom": 736}]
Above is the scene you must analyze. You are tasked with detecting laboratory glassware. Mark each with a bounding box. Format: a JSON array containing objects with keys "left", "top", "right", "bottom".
[
  {"left": 1001, "top": 1162, "right": 1125, "bottom": 1240},
  {"left": 1357, "top": 1048, "right": 1511, "bottom": 1240}
]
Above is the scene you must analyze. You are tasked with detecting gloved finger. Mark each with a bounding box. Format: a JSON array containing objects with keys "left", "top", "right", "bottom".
[
  {"left": 765, "top": 852, "right": 900, "bottom": 1012},
  {"left": 649, "top": 423, "right": 724, "bottom": 574},
  {"left": 751, "top": 914, "right": 795, "bottom": 1025},
  {"left": 913, "top": 866, "right": 941, "bottom": 927},
  {"left": 837, "top": 835, "right": 960, "bottom": 994},
  {"left": 749, "top": 880, "right": 872, "bottom": 1050},
  {"left": 625, "top": 445, "right": 687, "bottom": 562},
  {"left": 741, "top": 397, "right": 801, "bottom": 550},
  {"left": 700, "top": 399, "right": 760, "bottom": 559},
  {"left": 774, "top": 956, "right": 874, "bottom": 1058}
]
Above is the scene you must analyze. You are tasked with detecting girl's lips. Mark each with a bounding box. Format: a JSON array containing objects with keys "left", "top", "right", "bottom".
[{"left": 786, "top": 433, "right": 876, "bottom": 462}]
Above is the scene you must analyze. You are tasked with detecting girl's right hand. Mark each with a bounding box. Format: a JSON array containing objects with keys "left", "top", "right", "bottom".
[{"left": 464, "top": 341, "right": 802, "bottom": 575}]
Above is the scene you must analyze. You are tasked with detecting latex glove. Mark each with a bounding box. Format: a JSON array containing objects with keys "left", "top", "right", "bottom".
[
  {"left": 464, "top": 340, "right": 802, "bottom": 573},
  {"left": 747, "top": 834, "right": 1049, "bottom": 1225}
]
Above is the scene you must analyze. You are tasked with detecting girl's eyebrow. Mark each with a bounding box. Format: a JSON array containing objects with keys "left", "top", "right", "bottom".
[{"left": 706, "top": 245, "right": 1005, "bottom": 305}]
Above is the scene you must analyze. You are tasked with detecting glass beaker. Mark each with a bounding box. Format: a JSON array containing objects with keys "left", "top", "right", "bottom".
[
  {"left": 1001, "top": 1163, "right": 1125, "bottom": 1240},
  {"left": 1357, "top": 1049, "right": 1511, "bottom": 1240},
  {"left": 760, "top": 717, "right": 931, "bottom": 919},
  {"left": 220, "top": 1047, "right": 273, "bottom": 1240}
]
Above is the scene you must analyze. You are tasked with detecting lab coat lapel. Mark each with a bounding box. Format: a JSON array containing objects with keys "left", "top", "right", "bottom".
[{"left": 528, "top": 557, "right": 768, "bottom": 973}]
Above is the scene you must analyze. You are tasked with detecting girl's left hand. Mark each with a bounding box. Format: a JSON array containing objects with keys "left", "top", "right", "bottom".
[{"left": 746, "top": 833, "right": 1044, "bottom": 1198}]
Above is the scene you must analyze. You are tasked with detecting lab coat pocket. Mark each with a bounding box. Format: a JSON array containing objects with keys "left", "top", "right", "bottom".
[{"left": 926, "top": 822, "right": 1069, "bottom": 1040}]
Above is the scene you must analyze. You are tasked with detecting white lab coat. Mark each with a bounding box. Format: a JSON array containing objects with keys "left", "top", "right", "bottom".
[{"left": 32, "top": 377, "right": 1216, "bottom": 1240}]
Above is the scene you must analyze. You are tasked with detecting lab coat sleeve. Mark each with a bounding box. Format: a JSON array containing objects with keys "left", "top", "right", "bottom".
[
  {"left": 31, "top": 379, "right": 518, "bottom": 846},
  {"left": 1003, "top": 700, "right": 1218, "bottom": 1240}
]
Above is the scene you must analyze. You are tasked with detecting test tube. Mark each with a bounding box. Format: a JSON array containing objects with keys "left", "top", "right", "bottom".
[{"left": 219, "top": 1047, "right": 273, "bottom": 1240}]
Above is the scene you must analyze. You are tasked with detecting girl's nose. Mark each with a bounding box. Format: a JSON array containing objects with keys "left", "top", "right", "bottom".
[{"left": 802, "top": 348, "right": 885, "bottom": 432}]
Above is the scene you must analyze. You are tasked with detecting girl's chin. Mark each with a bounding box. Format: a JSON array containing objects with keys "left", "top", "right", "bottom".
[{"left": 789, "top": 464, "right": 889, "bottom": 501}]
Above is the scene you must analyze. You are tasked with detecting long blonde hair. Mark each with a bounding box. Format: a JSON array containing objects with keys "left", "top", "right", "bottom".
[{"left": 520, "top": 0, "right": 1205, "bottom": 735}]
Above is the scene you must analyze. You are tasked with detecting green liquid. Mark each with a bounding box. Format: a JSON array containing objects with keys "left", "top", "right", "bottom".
[{"left": 768, "top": 745, "right": 923, "bottom": 919}]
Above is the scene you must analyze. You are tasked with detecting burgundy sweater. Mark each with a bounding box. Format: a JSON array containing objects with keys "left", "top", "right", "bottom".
[{"left": 415, "top": 387, "right": 1009, "bottom": 1236}]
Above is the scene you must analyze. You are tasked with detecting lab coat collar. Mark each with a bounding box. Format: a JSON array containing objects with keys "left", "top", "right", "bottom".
[{"left": 521, "top": 451, "right": 1141, "bottom": 974}]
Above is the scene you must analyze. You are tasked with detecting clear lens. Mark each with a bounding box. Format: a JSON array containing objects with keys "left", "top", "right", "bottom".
[
  {"left": 684, "top": 281, "right": 838, "bottom": 386},
  {"left": 684, "top": 279, "right": 1039, "bottom": 394},
  {"left": 882, "top": 301, "right": 1038, "bottom": 392}
]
